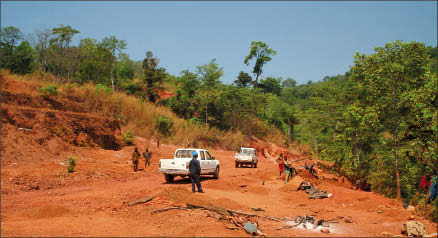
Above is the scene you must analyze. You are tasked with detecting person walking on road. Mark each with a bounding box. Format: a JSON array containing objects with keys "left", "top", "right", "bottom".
[
  {"left": 143, "top": 148, "right": 152, "bottom": 167},
  {"left": 284, "top": 153, "right": 292, "bottom": 184},
  {"left": 131, "top": 147, "right": 140, "bottom": 172},
  {"left": 189, "top": 151, "right": 204, "bottom": 193}
]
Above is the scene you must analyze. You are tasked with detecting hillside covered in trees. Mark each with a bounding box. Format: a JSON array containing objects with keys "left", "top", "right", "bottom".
[{"left": 1, "top": 25, "right": 437, "bottom": 210}]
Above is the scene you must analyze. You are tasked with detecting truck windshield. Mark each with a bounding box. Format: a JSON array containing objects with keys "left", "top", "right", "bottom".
[
  {"left": 241, "top": 149, "right": 254, "bottom": 155},
  {"left": 175, "top": 150, "right": 194, "bottom": 158}
]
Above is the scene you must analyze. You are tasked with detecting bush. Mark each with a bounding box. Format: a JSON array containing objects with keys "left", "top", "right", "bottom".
[
  {"left": 38, "top": 84, "right": 58, "bottom": 96},
  {"left": 67, "top": 156, "right": 76, "bottom": 173},
  {"left": 122, "top": 130, "right": 135, "bottom": 145},
  {"left": 124, "top": 82, "right": 143, "bottom": 95},
  {"left": 95, "top": 83, "right": 111, "bottom": 94},
  {"left": 156, "top": 116, "right": 174, "bottom": 136}
]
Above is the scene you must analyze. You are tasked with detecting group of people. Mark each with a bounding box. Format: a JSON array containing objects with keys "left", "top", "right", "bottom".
[
  {"left": 420, "top": 174, "right": 438, "bottom": 204},
  {"left": 276, "top": 152, "right": 297, "bottom": 184},
  {"left": 131, "top": 147, "right": 152, "bottom": 172}
]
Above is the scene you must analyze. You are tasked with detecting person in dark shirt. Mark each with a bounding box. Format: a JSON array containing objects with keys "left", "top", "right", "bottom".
[{"left": 189, "top": 151, "right": 204, "bottom": 193}]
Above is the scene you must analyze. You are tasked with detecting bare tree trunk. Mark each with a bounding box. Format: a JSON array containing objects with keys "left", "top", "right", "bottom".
[
  {"left": 333, "top": 121, "right": 339, "bottom": 142},
  {"left": 111, "top": 61, "right": 115, "bottom": 93},
  {"left": 395, "top": 138, "right": 401, "bottom": 200}
]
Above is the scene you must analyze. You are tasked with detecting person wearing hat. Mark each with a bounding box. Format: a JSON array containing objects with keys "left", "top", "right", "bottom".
[{"left": 189, "top": 151, "right": 204, "bottom": 193}]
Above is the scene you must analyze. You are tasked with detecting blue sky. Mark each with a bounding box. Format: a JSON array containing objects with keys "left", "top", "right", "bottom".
[{"left": 2, "top": 1, "right": 437, "bottom": 85}]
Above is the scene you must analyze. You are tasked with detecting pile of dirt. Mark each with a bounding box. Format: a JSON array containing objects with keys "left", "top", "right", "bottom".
[{"left": 158, "top": 187, "right": 209, "bottom": 207}]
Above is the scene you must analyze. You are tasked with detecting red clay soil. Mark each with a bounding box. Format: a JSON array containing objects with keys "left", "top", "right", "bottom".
[{"left": 1, "top": 77, "right": 437, "bottom": 237}]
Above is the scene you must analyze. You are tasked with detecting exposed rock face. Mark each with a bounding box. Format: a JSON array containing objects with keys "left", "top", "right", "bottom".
[{"left": 2, "top": 105, "right": 122, "bottom": 150}]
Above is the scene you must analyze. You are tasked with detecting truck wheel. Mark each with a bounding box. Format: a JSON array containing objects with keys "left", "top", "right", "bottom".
[
  {"left": 235, "top": 162, "right": 238, "bottom": 168},
  {"left": 213, "top": 166, "right": 220, "bottom": 179},
  {"left": 164, "top": 174, "right": 174, "bottom": 182},
  {"left": 254, "top": 162, "right": 258, "bottom": 168}
]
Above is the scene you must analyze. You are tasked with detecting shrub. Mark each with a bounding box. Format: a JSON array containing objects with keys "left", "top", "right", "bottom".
[
  {"left": 155, "top": 116, "right": 174, "bottom": 136},
  {"left": 124, "top": 82, "right": 143, "bottom": 95},
  {"left": 67, "top": 156, "right": 76, "bottom": 173},
  {"left": 122, "top": 130, "right": 135, "bottom": 145},
  {"left": 95, "top": 83, "right": 111, "bottom": 94},
  {"left": 38, "top": 84, "right": 58, "bottom": 96}
]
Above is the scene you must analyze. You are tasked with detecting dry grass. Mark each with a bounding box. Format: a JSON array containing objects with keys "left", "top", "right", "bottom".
[{"left": 2, "top": 70, "right": 289, "bottom": 150}]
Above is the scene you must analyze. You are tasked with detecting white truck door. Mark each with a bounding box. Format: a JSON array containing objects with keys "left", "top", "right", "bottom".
[
  {"left": 199, "top": 151, "right": 209, "bottom": 174},
  {"left": 205, "top": 151, "right": 215, "bottom": 172}
]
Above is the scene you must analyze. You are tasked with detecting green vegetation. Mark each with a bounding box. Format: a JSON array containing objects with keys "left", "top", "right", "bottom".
[
  {"left": 38, "top": 84, "right": 58, "bottom": 96},
  {"left": 122, "top": 130, "right": 135, "bottom": 146},
  {"left": 67, "top": 156, "right": 76, "bottom": 173},
  {"left": 2, "top": 24, "right": 437, "bottom": 216}
]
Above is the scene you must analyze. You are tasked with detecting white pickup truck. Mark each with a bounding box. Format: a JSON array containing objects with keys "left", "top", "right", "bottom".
[
  {"left": 158, "top": 148, "right": 220, "bottom": 182},
  {"left": 235, "top": 147, "right": 258, "bottom": 168}
]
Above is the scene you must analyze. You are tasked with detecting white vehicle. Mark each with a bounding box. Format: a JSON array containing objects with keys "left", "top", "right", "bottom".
[
  {"left": 235, "top": 147, "right": 258, "bottom": 168},
  {"left": 158, "top": 148, "right": 220, "bottom": 182}
]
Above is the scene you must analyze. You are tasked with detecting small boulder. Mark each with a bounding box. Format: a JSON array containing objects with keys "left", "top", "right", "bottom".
[
  {"left": 320, "top": 228, "right": 330, "bottom": 234},
  {"left": 243, "top": 222, "right": 258, "bottom": 235}
]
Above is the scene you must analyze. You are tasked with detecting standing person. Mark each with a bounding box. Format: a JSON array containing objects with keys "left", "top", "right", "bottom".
[
  {"left": 284, "top": 153, "right": 292, "bottom": 184},
  {"left": 189, "top": 151, "right": 204, "bottom": 193},
  {"left": 131, "top": 147, "right": 140, "bottom": 172},
  {"left": 276, "top": 153, "right": 284, "bottom": 178},
  {"left": 143, "top": 148, "right": 152, "bottom": 167}
]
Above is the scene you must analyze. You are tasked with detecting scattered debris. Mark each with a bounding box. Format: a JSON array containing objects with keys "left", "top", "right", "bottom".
[
  {"left": 320, "top": 228, "right": 330, "bottom": 234},
  {"left": 18, "top": 127, "right": 32, "bottom": 131},
  {"left": 251, "top": 207, "right": 265, "bottom": 212},
  {"left": 402, "top": 221, "right": 427, "bottom": 237},
  {"left": 29, "top": 184, "right": 39, "bottom": 190},
  {"left": 240, "top": 184, "right": 247, "bottom": 188},
  {"left": 128, "top": 195, "right": 155, "bottom": 207},
  {"left": 377, "top": 210, "right": 382, "bottom": 214},
  {"left": 381, "top": 231, "right": 394, "bottom": 237},
  {"left": 344, "top": 216, "right": 354, "bottom": 223},
  {"left": 244, "top": 222, "right": 258, "bottom": 235}
]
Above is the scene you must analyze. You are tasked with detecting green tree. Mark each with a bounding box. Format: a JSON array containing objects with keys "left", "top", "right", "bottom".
[
  {"left": 0, "top": 26, "right": 23, "bottom": 52},
  {"left": 282, "top": 77, "right": 297, "bottom": 88},
  {"left": 234, "top": 71, "right": 252, "bottom": 87},
  {"left": 196, "top": 59, "right": 224, "bottom": 126},
  {"left": 50, "top": 25, "right": 80, "bottom": 79},
  {"left": 349, "top": 41, "right": 433, "bottom": 200},
  {"left": 244, "top": 41, "right": 276, "bottom": 87},
  {"left": 143, "top": 51, "right": 167, "bottom": 103},
  {"left": 9, "top": 41, "right": 35, "bottom": 74},
  {"left": 100, "top": 35, "right": 127, "bottom": 93},
  {"left": 259, "top": 76, "right": 282, "bottom": 95}
]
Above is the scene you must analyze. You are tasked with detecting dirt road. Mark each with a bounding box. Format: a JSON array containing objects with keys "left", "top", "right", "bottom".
[{"left": 2, "top": 135, "right": 437, "bottom": 237}]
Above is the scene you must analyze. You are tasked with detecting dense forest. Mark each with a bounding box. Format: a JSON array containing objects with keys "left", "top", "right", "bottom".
[{"left": 1, "top": 25, "right": 437, "bottom": 207}]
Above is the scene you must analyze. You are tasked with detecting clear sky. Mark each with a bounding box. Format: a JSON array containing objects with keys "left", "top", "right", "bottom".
[{"left": 1, "top": 1, "right": 437, "bottom": 85}]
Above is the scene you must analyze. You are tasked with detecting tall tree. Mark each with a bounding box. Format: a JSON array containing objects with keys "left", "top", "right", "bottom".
[
  {"left": 143, "top": 51, "right": 166, "bottom": 103},
  {"left": 196, "top": 59, "right": 224, "bottom": 126},
  {"left": 50, "top": 25, "right": 79, "bottom": 80},
  {"left": 0, "top": 26, "right": 23, "bottom": 52},
  {"left": 33, "top": 26, "right": 52, "bottom": 72},
  {"left": 244, "top": 41, "right": 276, "bottom": 87},
  {"left": 100, "top": 35, "right": 127, "bottom": 93}
]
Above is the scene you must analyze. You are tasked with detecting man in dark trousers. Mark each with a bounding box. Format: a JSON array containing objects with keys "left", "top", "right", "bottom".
[
  {"left": 143, "top": 148, "right": 152, "bottom": 167},
  {"left": 189, "top": 151, "right": 204, "bottom": 193},
  {"left": 131, "top": 147, "right": 140, "bottom": 172}
]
